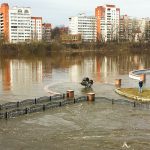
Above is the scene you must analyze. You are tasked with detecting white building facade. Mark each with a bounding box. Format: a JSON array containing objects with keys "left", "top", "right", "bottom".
[
  {"left": 69, "top": 14, "right": 97, "bottom": 42},
  {"left": 31, "top": 17, "right": 42, "bottom": 41},
  {"left": 95, "top": 5, "right": 120, "bottom": 42},
  {"left": 119, "top": 16, "right": 150, "bottom": 42},
  {"left": 145, "top": 18, "right": 150, "bottom": 41},
  {"left": 9, "top": 6, "right": 31, "bottom": 43}
]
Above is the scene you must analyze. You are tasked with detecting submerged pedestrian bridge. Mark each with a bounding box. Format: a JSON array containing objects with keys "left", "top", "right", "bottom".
[{"left": 129, "top": 69, "right": 150, "bottom": 80}]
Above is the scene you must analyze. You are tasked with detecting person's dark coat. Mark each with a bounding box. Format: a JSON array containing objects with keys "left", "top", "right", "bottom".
[{"left": 139, "top": 81, "right": 143, "bottom": 88}]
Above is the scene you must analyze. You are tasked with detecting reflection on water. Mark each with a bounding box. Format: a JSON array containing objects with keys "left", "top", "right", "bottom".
[
  {"left": 0, "top": 53, "right": 150, "bottom": 149},
  {"left": 0, "top": 53, "right": 150, "bottom": 102}
]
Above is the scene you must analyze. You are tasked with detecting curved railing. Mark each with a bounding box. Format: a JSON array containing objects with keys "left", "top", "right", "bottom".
[
  {"left": 2, "top": 95, "right": 150, "bottom": 119},
  {"left": 0, "top": 94, "right": 87, "bottom": 119},
  {"left": 129, "top": 69, "right": 150, "bottom": 80}
]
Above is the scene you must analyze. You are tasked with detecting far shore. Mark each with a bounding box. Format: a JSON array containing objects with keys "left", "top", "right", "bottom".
[{"left": 0, "top": 41, "right": 150, "bottom": 57}]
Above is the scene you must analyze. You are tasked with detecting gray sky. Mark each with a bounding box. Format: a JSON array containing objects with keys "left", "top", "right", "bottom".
[{"left": 1, "top": 0, "right": 150, "bottom": 27}]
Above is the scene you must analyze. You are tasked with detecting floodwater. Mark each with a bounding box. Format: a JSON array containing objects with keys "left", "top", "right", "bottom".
[{"left": 0, "top": 52, "right": 150, "bottom": 149}]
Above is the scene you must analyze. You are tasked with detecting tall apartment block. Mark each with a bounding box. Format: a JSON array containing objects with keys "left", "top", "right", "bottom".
[
  {"left": 9, "top": 6, "right": 31, "bottom": 43},
  {"left": 42, "top": 23, "right": 51, "bottom": 43},
  {"left": 0, "top": 3, "right": 9, "bottom": 42},
  {"left": 119, "top": 15, "right": 132, "bottom": 41},
  {"left": 145, "top": 18, "right": 150, "bottom": 41},
  {"left": 0, "top": 12, "right": 3, "bottom": 39},
  {"left": 31, "top": 17, "right": 42, "bottom": 41},
  {"left": 95, "top": 4, "right": 120, "bottom": 42},
  {"left": 120, "top": 15, "right": 150, "bottom": 42},
  {"left": 0, "top": 3, "right": 45, "bottom": 43},
  {"left": 69, "top": 14, "right": 97, "bottom": 42}
]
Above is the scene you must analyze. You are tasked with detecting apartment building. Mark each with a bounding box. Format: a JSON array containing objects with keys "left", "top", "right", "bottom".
[
  {"left": 0, "top": 13, "right": 3, "bottom": 39},
  {"left": 9, "top": 6, "right": 31, "bottom": 43},
  {"left": 0, "top": 3, "right": 43, "bottom": 43},
  {"left": 95, "top": 4, "right": 120, "bottom": 42},
  {"left": 42, "top": 23, "right": 51, "bottom": 42},
  {"left": 0, "top": 3, "right": 9, "bottom": 42},
  {"left": 69, "top": 14, "right": 97, "bottom": 42},
  {"left": 119, "top": 15, "right": 132, "bottom": 41},
  {"left": 119, "top": 15, "right": 150, "bottom": 42},
  {"left": 145, "top": 18, "right": 150, "bottom": 41},
  {"left": 31, "top": 17, "right": 42, "bottom": 41},
  {"left": 134, "top": 18, "right": 146, "bottom": 42}
]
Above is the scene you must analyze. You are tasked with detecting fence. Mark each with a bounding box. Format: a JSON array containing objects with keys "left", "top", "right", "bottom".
[
  {"left": 96, "top": 97, "right": 150, "bottom": 110},
  {"left": 0, "top": 94, "right": 87, "bottom": 119},
  {"left": 1, "top": 94, "right": 150, "bottom": 119}
]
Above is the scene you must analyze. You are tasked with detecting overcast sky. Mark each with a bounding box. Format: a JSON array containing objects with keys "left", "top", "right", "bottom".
[{"left": 1, "top": 0, "right": 150, "bottom": 27}]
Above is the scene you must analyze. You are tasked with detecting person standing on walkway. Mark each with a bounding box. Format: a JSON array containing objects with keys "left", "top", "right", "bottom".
[{"left": 139, "top": 80, "right": 143, "bottom": 93}]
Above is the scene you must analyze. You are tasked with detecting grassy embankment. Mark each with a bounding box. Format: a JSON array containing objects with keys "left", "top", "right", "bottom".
[
  {"left": 0, "top": 41, "right": 150, "bottom": 57},
  {"left": 119, "top": 88, "right": 150, "bottom": 101},
  {"left": 0, "top": 42, "right": 63, "bottom": 57}
]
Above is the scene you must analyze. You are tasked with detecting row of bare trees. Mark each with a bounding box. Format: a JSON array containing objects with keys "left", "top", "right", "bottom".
[{"left": 97, "top": 17, "right": 150, "bottom": 43}]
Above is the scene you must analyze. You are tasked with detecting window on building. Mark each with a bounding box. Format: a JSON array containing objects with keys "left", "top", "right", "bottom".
[
  {"left": 24, "top": 10, "right": 29, "bottom": 14},
  {"left": 18, "top": 9, "right": 22, "bottom": 14}
]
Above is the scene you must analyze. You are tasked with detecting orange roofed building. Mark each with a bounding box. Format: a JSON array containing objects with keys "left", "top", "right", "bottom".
[
  {"left": 31, "top": 17, "right": 42, "bottom": 41},
  {"left": 0, "top": 3, "right": 44, "bottom": 43},
  {"left": 0, "top": 3, "right": 9, "bottom": 42},
  {"left": 95, "top": 4, "right": 120, "bottom": 42}
]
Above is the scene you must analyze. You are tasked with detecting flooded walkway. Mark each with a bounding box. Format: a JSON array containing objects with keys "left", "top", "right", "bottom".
[
  {"left": 1, "top": 99, "right": 150, "bottom": 150},
  {"left": 0, "top": 54, "right": 150, "bottom": 149}
]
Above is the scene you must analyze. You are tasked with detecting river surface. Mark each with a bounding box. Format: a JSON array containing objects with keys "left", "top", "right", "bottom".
[{"left": 0, "top": 52, "right": 150, "bottom": 149}]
